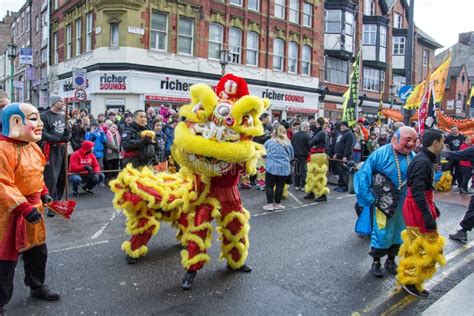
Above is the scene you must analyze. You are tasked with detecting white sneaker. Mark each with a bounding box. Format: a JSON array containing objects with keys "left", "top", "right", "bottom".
[
  {"left": 274, "top": 204, "right": 286, "bottom": 210},
  {"left": 262, "top": 204, "right": 274, "bottom": 211},
  {"left": 295, "top": 187, "right": 300, "bottom": 191}
]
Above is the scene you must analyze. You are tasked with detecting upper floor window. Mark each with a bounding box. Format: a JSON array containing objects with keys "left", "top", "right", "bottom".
[
  {"left": 53, "top": 32, "right": 58, "bottom": 64},
  {"left": 86, "top": 13, "right": 93, "bottom": 52},
  {"left": 423, "top": 49, "right": 429, "bottom": 66},
  {"left": 364, "top": 0, "right": 376, "bottom": 16},
  {"left": 229, "top": 27, "right": 242, "bottom": 63},
  {"left": 230, "top": 0, "right": 243, "bottom": 6},
  {"left": 363, "top": 24, "right": 377, "bottom": 45},
  {"left": 273, "top": 38, "right": 284, "bottom": 71},
  {"left": 151, "top": 11, "right": 168, "bottom": 51},
  {"left": 345, "top": 12, "right": 354, "bottom": 36},
  {"left": 26, "top": 11, "right": 30, "bottom": 31},
  {"left": 248, "top": 0, "right": 259, "bottom": 11},
  {"left": 325, "top": 57, "right": 348, "bottom": 85},
  {"left": 363, "top": 67, "right": 383, "bottom": 92},
  {"left": 393, "top": 75, "right": 406, "bottom": 94},
  {"left": 75, "top": 19, "right": 82, "bottom": 56},
  {"left": 393, "top": 36, "right": 405, "bottom": 55},
  {"left": 303, "top": 3, "right": 313, "bottom": 27},
  {"left": 66, "top": 24, "right": 72, "bottom": 59},
  {"left": 178, "top": 17, "right": 194, "bottom": 55},
  {"left": 246, "top": 31, "right": 259, "bottom": 66},
  {"left": 288, "top": 42, "right": 298, "bottom": 73},
  {"left": 275, "top": 0, "right": 285, "bottom": 19},
  {"left": 393, "top": 13, "right": 403, "bottom": 28},
  {"left": 41, "top": 48, "right": 47, "bottom": 64},
  {"left": 325, "top": 10, "right": 341, "bottom": 33},
  {"left": 301, "top": 45, "right": 311, "bottom": 75},
  {"left": 54, "top": 0, "right": 59, "bottom": 10},
  {"left": 208, "top": 23, "right": 223, "bottom": 60},
  {"left": 289, "top": 0, "right": 299, "bottom": 23},
  {"left": 110, "top": 23, "right": 119, "bottom": 47},
  {"left": 380, "top": 26, "right": 386, "bottom": 48}
]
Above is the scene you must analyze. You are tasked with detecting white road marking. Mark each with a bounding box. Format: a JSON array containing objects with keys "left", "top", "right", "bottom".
[
  {"left": 49, "top": 240, "right": 110, "bottom": 254},
  {"left": 288, "top": 191, "right": 303, "bottom": 205},
  {"left": 90, "top": 209, "right": 120, "bottom": 240}
]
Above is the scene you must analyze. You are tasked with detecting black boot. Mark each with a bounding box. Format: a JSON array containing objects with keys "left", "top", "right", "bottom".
[
  {"left": 227, "top": 264, "right": 252, "bottom": 273},
  {"left": 30, "top": 285, "right": 60, "bottom": 301},
  {"left": 181, "top": 271, "right": 197, "bottom": 290},
  {"left": 449, "top": 229, "right": 468, "bottom": 243},
  {"left": 126, "top": 256, "right": 139, "bottom": 264},
  {"left": 384, "top": 258, "right": 398, "bottom": 275},
  {"left": 314, "top": 195, "right": 327, "bottom": 202},
  {"left": 371, "top": 262, "right": 383, "bottom": 278},
  {"left": 304, "top": 192, "right": 315, "bottom": 200}
]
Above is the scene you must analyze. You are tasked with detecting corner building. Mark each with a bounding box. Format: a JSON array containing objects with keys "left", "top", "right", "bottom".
[{"left": 50, "top": 0, "right": 324, "bottom": 119}]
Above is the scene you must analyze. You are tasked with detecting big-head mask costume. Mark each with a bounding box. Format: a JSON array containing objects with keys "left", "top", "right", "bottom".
[{"left": 2, "top": 102, "right": 44, "bottom": 142}]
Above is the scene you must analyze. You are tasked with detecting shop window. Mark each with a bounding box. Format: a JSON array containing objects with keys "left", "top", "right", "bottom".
[
  {"left": 289, "top": 0, "right": 299, "bottom": 23},
  {"left": 110, "top": 22, "right": 119, "bottom": 47},
  {"left": 248, "top": 0, "right": 259, "bottom": 11},
  {"left": 66, "top": 24, "right": 72, "bottom": 59},
  {"left": 229, "top": 27, "right": 242, "bottom": 63},
  {"left": 246, "top": 31, "right": 259, "bottom": 66},
  {"left": 75, "top": 19, "right": 82, "bottom": 56},
  {"left": 325, "top": 10, "right": 341, "bottom": 33},
  {"left": 363, "top": 24, "right": 377, "bottom": 45},
  {"left": 86, "top": 13, "right": 93, "bottom": 52},
  {"left": 273, "top": 38, "right": 284, "bottom": 71},
  {"left": 303, "top": 3, "right": 313, "bottom": 27},
  {"left": 275, "top": 0, "right": 285, "bottom": 19},
  {"left": 178, "top": 17, "right": 194, "bottom": 55},
  {"left": 301, "top": 45, "right": 311, "bottom": 76},
  {"left": 209, "top": 23, "right": 223, "bottom": 60},
  {"left": 325, "top": 57, "right": 348, "bottom": 85},
  {"left": 393, "top": 36, "right": 405, "bottom": 55},
  {"left": 151, "top": 11, "right": 168, "bottom": 51},
  {"left": 288, "top": 42, "right": 298, "bottom": 73}
]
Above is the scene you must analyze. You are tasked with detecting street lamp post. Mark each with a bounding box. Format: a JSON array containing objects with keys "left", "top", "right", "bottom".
[
  {"left": 390, "top": 84, "right": 396, "bottom": 109},
  {"left": 7, "top": 41, "right": 18, "bottom": 102},
  {"left": 219, "top": 49, "right": 229, "bottom": 75}
]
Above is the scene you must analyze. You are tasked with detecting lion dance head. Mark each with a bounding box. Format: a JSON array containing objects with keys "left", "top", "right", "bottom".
[{"left": 172, "top": 74, "right": 269, "bottom": 177}]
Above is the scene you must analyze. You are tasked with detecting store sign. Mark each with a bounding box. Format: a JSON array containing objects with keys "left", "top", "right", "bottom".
[
  {"left": 128, "top": 26, "right": 144, "bottom": 35},
  {"left": 446, "top": 100, "right": 454, "bottom": 110},
  {"left": 99, "top": 73, "right": 127, "bottom": 91}
]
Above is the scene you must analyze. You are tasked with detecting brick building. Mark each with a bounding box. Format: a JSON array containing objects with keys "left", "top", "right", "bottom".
[
  {"left": 322, "top": 0, "right": 442, "bottom": 121},
  {"left": 50, "top": 0, "right": 324, "bottom": 118},
  {"left": 440, "top": 65, "right": 470, "bottom": 118},
  {"left": 0, "top": 11, "right": 18, "bottom": 92}
]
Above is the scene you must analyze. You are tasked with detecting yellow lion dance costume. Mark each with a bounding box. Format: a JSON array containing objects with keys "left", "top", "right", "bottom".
[
  {"left": 110, "top": 74, "right": 269, "bottom": 290},
  {"left": 304, "top": 153, "right": 330, "bottom": 199}
]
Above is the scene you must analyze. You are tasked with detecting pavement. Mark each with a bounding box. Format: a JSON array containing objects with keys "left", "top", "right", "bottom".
[{"left": 3, "top": 181, "right": 473, "bottom": 315}]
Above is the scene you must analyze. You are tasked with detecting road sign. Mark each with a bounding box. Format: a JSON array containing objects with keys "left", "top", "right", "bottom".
[
  {"left": 74, "top": 89, "right": 87, "bottom": 101},
  {"left": 398, "top": 85, "right": 414, "bottom": 102},
  {"left": 73, "top": 68, "right": 87, "bottom": 89},
  {"left": 19, "top": 48, "right": 33, "bottom": 65}
]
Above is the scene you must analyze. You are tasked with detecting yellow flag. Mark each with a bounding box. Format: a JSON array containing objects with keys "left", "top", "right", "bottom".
[
  {"left": 467, "top": 87, "right": 474, "bottom": 106},
  {"left": 404, "top": 54, "right": 452, "bottom": 109}
]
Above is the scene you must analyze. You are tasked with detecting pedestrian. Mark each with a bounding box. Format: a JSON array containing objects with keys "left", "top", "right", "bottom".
[
  {"left": 0, "top": 103, "right": 60, "bottom": 315},
  {"left": 291, "top": 122, "right": 311, "bottom": 191},
  {"left": 352, "top": 125, "right": 365, "bottom": 163},
  {"left": 105, "top": 121, "right": 122, "bottom": 180},
  {"left": 366, "top": 132, "right": 379, "bottom": 155},
  {"left": 40, "top": 96, "right": 70, "bottom": 217},
  {"left": 68, "top": 141, "right": 104, "bottom": 195},
  {"left": 354, "top": 126, "right": 418, "bottom": 277},
  {"left": 445, "top": 126, "right": 465, "bottom": 186},
  {"left": 397, "top": 129, "right": 446, "bottom": 298},
  {"left": 333, "top": 121, "right": 354, "bottom": 192},
  {"left": 457, "top": 136, "right": 473, "bottom": 194},
  {"left": 146, "top": 106, "right": 157, "bottom": 129},
  {"left": 119, "top": 112, "right": 133, "bottom": 133},
  {"left": 378, "top": 131, "right": 389, "bottom": 146},
  {"left": 121, "top": 109, "right": 156, "bottom": 168},
  {"left": 262, "top": 125, "right": 294, "bottom": 211},
  {"left": 152, "top": 118, "right": 168, "bottom": 172},
  {"left": 85, "top": 121, "right": 108, "bottom": 177},
  {"left": 253, "top": 113, "right": 273, "bottom": 191},
  {"left": 70, "top": 110, "right": 85, "bottom": 151}
]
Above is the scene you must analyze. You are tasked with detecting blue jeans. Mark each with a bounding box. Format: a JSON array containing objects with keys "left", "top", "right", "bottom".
[
  {"left": 69, "top": 173, "right": 105, "bottom": 192},
  {"left": 352, "top": 151, "right": 362, "bottom": 163}
]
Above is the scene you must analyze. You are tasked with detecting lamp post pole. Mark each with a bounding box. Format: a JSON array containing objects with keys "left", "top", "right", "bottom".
[
  {"left": 219, "top": 49, "right": 229, "bottom": 76},
  {"left": 10, "top": 60, "right": 14, "bottom": 101},
  {"left": 7, "top": 41, "right": 18, "bottom": 102}
]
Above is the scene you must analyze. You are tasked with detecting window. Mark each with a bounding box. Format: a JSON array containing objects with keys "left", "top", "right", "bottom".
[
  {"left": 35, "top": 16, "right": 39, "bottom": 33},
  {"left": 229, "top": 27, "right": 242, "bottom": 63},
  {"left": 380, "top": 26, "right": 386, "bottom": 48},
  {"left": 363, "top": 67, "right": 383, "bottom": 92},
  {"left": 246, "top": 31, "right": 259, "bottom": 66},
  {"left": 288, "top": 42, "right": 298, "bottom": 73},
  {"left": 364, "top": 0, "right": 376, "bottom": 16},
  {"left": 301, "top": 45, "right": 311, "bottom": 75},
  {"left": 208, "top": 23, "right": 223, "bottom": 60},
  {"left": 393, "top": 75, "right": 406, "bottom": 94},
  {"left": 151, "top": 11, "right": 168, "bottom": 51},
  {"left": 325, "top": 57, "right": 348, "bottom": 85},
  {"left": 110, "top": 23, "right": 119, "bottom": 47},
  {"left": 27, "top": 11, "right": 31, "bottom": 31},
  {"left": 178, "top": 17, "right": 194, "bottom": 55},
  {"left": 86, "top": 13, "right": 93, "bottom": 52},
  {"left": 41, "top": 48, "right": 47, "bottom": 64},
  {"left": 363, "top": 24, "right": 376, "bottom": 45},
  {"left": 289, "top": 0, "right": 299, "bottom": 23},
  {"left": 230, "top": 0, "right": 243, "bottom": 6},
  {"left": 423, "top": 49, "right": 429, "bottom": 66},
  {"left": 275, "top": 0, "right": 285, "bottom": 19},
  {"left": 393, "top": 13, "right": 403, "bottom": 28},
  {"left": 53, "top": 32, "right": 58, "bottom": 64},
  {"left": 66, "top": 24, "right": 72, "bottom": 59},
  {"left": 248, "top": 0, "right": 259, "bottom": 11},
  {"left": 273, "top": 38, "right": 284, "bottom": 71},
  {"left": 75, "top": 19, "right": 81, "bottom": 56},
  {"left": 303, "top": 3, "right": 313, "bottom": 27},
  {"left": 392, "top": 36, "right": 405, "bottom": 55},
  {"left": 345, "top": 12, "right": 354, "bottom": 36},
  {"left": 54, "top": 0, "right": 59, "bottom": 10},
  {"left": 325, "top": 10, "right": 341, "bottom": 33}
]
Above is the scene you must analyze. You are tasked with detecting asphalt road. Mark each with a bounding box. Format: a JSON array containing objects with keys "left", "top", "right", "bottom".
[{"left": 5, "top": 183, "right": 473, "bottom": 315}]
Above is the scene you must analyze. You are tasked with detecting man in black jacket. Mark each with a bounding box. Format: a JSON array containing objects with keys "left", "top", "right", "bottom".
[
  {"left": 291, "top": 122, "right": 311, "bottom": 191},
  {"left": 446, "top": 146, "right": 474, "bottom": 243},
  {"left": 121, "top": 110, "right": 155, "bottom": 169},
  {"left": 445, "top": 126, "right": 465, "bottom": 186},
  {"left": 333, "top": 121, "right": 354, "bottom": 192},
  {"left": 398, "top": 129, "right": 445, "bottom": 298}
]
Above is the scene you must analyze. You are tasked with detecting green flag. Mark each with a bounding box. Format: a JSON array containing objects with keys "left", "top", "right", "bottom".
[{"left": 342, "top": 52, "right": 361, "bottom": 127}]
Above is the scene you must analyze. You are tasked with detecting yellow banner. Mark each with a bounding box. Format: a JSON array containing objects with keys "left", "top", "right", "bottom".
[
  {"left": 467, "top": 87, "right": 474, "bottom": 106},
  {"left": 404, "top": 54, "right": 452, "bottom": 109}
]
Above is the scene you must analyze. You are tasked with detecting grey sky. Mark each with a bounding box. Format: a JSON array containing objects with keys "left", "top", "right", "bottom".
[{"left": 1, "top": 0, "right": 472, "bottom": 53}]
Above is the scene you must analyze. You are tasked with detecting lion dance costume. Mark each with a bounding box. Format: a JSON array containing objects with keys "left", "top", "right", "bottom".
[
  {"left": 304, "top": 153, "right": 330, "bottom": 199},
  {"left": 110, "top": 74, "right": 269, "bottom": 290}
]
